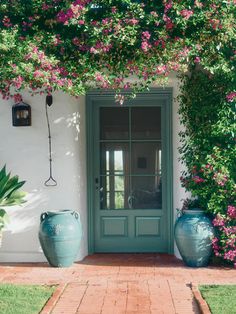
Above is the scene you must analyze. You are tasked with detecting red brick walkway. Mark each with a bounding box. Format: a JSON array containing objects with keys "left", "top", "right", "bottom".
[{"left": 0, "top": 254, "right": 235, "bottom": 314}]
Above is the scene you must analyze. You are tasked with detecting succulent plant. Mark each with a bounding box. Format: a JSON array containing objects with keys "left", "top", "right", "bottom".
[{"left": 0, "top": 165, "right": 26, "bottom": 231}]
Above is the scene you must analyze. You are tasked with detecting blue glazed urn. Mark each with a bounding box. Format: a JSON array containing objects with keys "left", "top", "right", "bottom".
[
  {"left": 174, "top": 209, "right": 214, "bottom": 267},
  {"left": 39, "top": 210, "right": 82, "bottom": 267}
]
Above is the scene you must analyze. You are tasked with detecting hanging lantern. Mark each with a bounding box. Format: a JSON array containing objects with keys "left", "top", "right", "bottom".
[{"left": 12, "top": 102, "right": 31, "bottom": 126}]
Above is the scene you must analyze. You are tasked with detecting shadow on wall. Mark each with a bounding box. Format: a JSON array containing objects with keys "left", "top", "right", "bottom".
[
  {"left": 54, "top": 111, "right": 81, "bottom": 142},
  {"left": 50, "top": 107, "right": 87, "bottom": 209},
  {"left": 0, "top": 189, "right": 48, "bottom": 253},
  {"left": 63, "top": 109, "right": 87, "bottom": 257}
]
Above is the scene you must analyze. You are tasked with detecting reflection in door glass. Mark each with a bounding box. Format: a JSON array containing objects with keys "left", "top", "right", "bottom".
[
  {"left": 106, "top": 151, "right": 109, "bottom": 173},
  {"left": 105, "top": 191, "right": 125, "bottom": 209},
  {"left": 114, "top": 151, "right": 123, "bottom": 172},
  {"left": 100, "top": 144, "right": 129, "bottom": 209},
  {"left": 100, "top": 143, "right": 129, "bottom": 176},
  {"left": 130, "top": 176, "right": 162, "bottom": 209},
  {"left": 131, "top": 142, "right": 162, "bottom": 175},
  {"left": 100, "top": 176, "right": 128, "bottom": 210},
  {"left": 105, "top": 150, "right": 123, "bottom": 174}
]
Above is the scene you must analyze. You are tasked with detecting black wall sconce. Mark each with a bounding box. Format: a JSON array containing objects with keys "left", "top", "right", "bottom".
[{"left": 12, "top": 101, "right": 31, "bottom": 126}]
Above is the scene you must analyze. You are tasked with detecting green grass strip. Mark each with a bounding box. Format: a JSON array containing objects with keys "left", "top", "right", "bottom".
[
  {"left": 0, "top": 283, "right": 56, "bottom": 314},
  {"left": 199, "top": 285, "right": 236, "bottom": 314}
]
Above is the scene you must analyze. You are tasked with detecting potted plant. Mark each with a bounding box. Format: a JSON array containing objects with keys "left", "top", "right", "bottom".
[
  {"left": 174, "top": 198, "right": 214, "bottom": 267},
  {"left": 180, "top": 198, "right": 202, "bottom": 212},
  {"left": 0, "top": 165, "right": 26, "bottom": 244}
]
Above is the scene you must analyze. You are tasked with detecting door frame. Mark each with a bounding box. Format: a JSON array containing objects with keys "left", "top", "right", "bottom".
[{"left": 86, "top": 88, "right": 173, "bottom": 254}]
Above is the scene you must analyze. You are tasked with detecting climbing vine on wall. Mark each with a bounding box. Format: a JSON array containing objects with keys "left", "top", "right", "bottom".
[{"left": 178, "top": 69, "right": 236, "bottom": 266}]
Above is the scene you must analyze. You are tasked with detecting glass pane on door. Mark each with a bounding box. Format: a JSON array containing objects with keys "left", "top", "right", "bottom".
[
  {"left": 100, "top": 143, "right": 129, "bottom": 175},
  {"left": 100, "top": 175, "right": 130, "bottom": 210},
  {"left": 131, "top": 107, "right": 161, "bottom": 140},
  {"left": 131, "top": 142, "right": 162, "bottom": 175},
  {"left": 100, "top": 107, "right": 129, "bottom": 140},
  {"left": 131, "top": 176, "right": 162, "bottom": 209},
  {"left": 99, "top": 106, "right": 162, "bottom": 210}
]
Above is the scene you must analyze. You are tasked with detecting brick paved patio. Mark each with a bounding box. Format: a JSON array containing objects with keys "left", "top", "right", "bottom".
[{"left": 0, "top": 254, "right": 235, "bottom": 314}]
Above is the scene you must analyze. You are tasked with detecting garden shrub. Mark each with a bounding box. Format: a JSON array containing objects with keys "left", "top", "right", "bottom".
[{"left": 179, "top": 69, "right": 236, "bottom": 266}]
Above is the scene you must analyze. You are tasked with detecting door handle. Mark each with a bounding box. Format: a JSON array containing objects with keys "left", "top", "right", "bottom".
[
  {"left": 95, "top": 177, "right": 99, "bottom": 191},
  {"left": 128, "top": 195, "right": 134, "bottom": 209}
]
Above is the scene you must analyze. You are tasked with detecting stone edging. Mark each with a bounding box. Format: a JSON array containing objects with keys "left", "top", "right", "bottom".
[
  {"left": 40, "top": 283, "right": 67, "bottom": 314},
  {"left": 191, "top": 283, "right": 211, "bottom": 314}
]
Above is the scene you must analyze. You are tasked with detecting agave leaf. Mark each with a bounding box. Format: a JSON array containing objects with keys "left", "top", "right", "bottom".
[
  {"left": 2, "top": 191, "right": 26, "bottom": 206},
  {"left": 0, "top": 181, "right": 26, "bottom": 201},
  {"left": 0, "top": 208, "right": 7, "bottom": 218},
  {"left": 3, "top": 174, "right": 19, "bottom": 188},
  {"left": 0, "top": 208, "right": 10, "bottom": 230},
  {"left": 0, "top": 173, "right": 11, "bottom": 198},
  {"left": 0, "top": 209, "right": 9, "bottom": 223},
  {"left": 0, "top": 165, "right": 6, "bottom": 182},
  {"left": 0, "top": 166, "right": 26, "bottom": 230},
  {"left": 1, "top": 199, "right": 20, "bottom": 206},
  {"left": 10, "top": 190, "right": 26, "bottom": 199},
  {"left": 4, "top": 175, "right": 19, "bottom": 191}
]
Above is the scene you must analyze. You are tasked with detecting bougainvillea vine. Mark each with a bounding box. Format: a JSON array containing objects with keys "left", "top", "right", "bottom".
[{"left": 0, "top": 0, "right": 235, "bottom": 102}]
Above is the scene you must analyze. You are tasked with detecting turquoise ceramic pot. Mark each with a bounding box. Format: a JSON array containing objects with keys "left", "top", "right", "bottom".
[
  {"left": 174, "top": 209, "right": 214, "bottom": 267},
  {"left": 39, "top": 210, "right": 82, "bottom": 267}
]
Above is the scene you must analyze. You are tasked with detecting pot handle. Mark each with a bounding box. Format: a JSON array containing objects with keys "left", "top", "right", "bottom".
[
  {"left": 72, "top": 211, "right": 80, "bottom": 220},
  {"left": 40, "top": 212, "right": 48, "bottom": 222},
  {"left": 176, "top": 208, "right": 183, "bottom": 218}
]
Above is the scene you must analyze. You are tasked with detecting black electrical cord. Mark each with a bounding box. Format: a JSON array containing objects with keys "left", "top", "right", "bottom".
[{"left": 44, "top": 95, "right": 57, "bottom": 186}]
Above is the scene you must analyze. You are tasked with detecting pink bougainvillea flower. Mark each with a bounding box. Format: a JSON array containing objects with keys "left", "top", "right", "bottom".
[
  {"left": 111, "top": 6, "right": 117, "bottom": 13},
  {"left": 90, "top": 47, "right": 98, "bottom": 54},
  {"left": 155, "top": 65, "right": 167, "bottom": 75},
  {"left": 164, "top": 1, "right": 173, "bottom": 13},
  {"left": 226, "top": 92, "right": 236, "bottom": 102},
  {"left": 192, "top": 176, "right": 205, "bottom": 183},
  {"left": 13, "top": 93, "right": 23, "bottom": 103},
  {"left": 212, "top": 214, "right": 225, "bottom": 227},
  {"left": 163, "top": 15, "right": 174, "bottom": 30},
  {"left": 224, "top": 250, "right": 236, "bottom": 262},
  {"left": 2, "top": 16, "right": 12, "bottom": 28},
  {"left": 194, "top": 57, "right": 201, "bottom": 63},
  {"left": 141, "top": 41, "right": 151, "bottom": 52},
  {"left": 210, "top": 19, "right": 221, "bottom": 30},
  {"left": 194, "top": 0, "right": 203, "bottom": 8},
  {"left": 142, "top": 31, "right": 151, "bottom": 40},
  {"left": 13, "top": 76, "right": 24, "bottom": 89},
  {"left": 227, "top": 205, "right": 236, "bottom": 219},
  {"left": 180, "top": 9, "right": 194, "bottom": 19},
  {"left": 72, "top": 37, "right": 80, "bottom": 46}
]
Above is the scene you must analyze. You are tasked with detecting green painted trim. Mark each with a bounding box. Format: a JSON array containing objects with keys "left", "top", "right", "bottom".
[
  {"left": 86, "top": 95, "right": 94, "bottom": 254},
  {"left": 86, "top": 88, "right": 173, "bottom": 254},
  {"left": 166, "top": 92, "right": 174, "bottom": 254}
]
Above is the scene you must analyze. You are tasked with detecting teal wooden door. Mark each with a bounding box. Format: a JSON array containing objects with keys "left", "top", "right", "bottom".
[{"left": 87, "top": 91, "right": 173, "bottom": 253}]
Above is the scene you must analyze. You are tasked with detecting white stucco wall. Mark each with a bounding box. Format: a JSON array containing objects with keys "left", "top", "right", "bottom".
[
  {"left": 0, "top": 75, "right": 187, "bottom": 262},
  {"left": 0, "top": 92, "right": 87, "bottom": 262}
]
